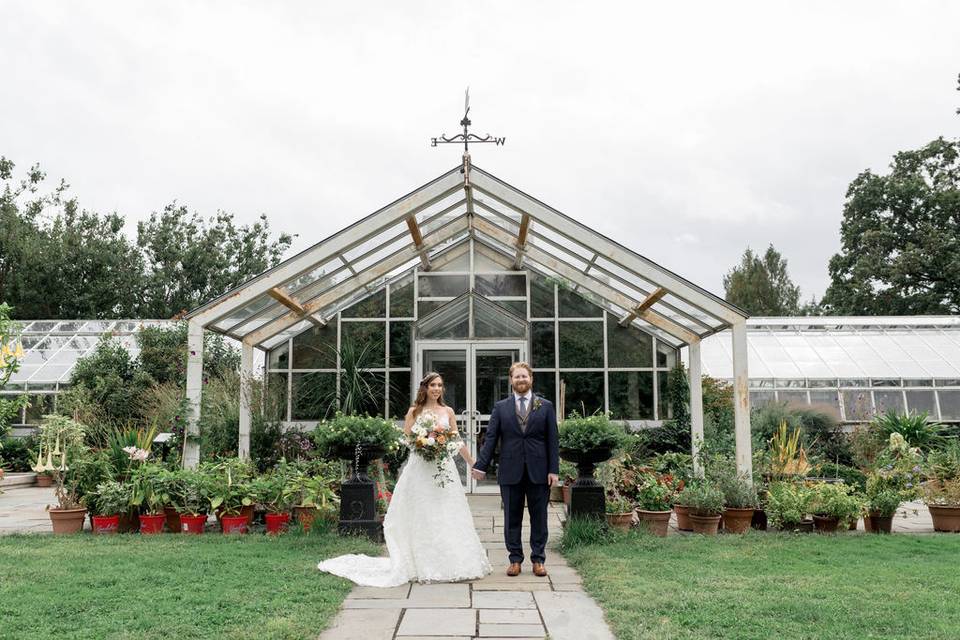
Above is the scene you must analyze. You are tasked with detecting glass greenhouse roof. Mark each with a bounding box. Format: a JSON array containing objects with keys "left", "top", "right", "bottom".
[
  {"left": 6, "top": 319, "right": 172, "bottom": 386},
  {"left": 695, "top": 317, "right": 960, "bottom": 382},
  {"left": 186, "top": 165, "right": 746, "bottom": 349}
]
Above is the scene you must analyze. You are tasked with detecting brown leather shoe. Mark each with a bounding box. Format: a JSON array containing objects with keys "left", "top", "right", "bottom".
[
  {"left": 532, "top": 562, "right": 548, "bottom": 577},
  {"left": 506, "top": 562, "right": 521, "bottom": 577}
]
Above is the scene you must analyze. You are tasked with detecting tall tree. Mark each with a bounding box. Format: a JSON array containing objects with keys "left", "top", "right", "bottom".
[
  {"left": 723, "top": 245, "right": 801, "bottom": 315},
  {"left": 136, "top": 204, "right": 294, "bottom": 318},
  {"left": 822, "top": 137, "right": 960, "bottom": 315}
]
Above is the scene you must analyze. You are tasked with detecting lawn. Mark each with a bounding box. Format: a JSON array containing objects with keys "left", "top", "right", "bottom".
[
  {"left": 0, "top": 528, "right": 381, "bottom": 640},
  {"left": 563, "top": 530, "right": 960, "bottom": 640}
]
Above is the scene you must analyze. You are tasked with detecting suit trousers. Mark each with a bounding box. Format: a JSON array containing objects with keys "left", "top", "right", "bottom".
[{"left": 500, "top": 466, "right": 550, "bottom": 564}]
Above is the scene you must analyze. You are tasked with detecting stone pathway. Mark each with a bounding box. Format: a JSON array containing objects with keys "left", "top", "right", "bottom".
[{"left": 319, "top": 495, "right": 615, "bottom": 640}]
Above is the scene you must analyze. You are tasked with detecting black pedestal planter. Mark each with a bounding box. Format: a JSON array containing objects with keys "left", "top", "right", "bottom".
[
  {"left": 560, "top": 448, "right": 613, "bottom": 520},
  {"left": 335, "top": 444, "right": 386, "bottom": 542}
]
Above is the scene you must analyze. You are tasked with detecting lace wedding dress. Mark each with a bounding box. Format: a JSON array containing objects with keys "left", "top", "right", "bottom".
[{"left": 317, "top": 411, "right": 492, "bottom": 587}]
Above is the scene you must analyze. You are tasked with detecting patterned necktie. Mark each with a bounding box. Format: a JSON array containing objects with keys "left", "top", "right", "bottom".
[{"left": 518, "top": 396, "right": 528, "bottom": 432}]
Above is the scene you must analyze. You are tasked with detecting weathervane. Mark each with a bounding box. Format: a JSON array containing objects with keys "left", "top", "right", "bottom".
[{"left": 431, "top": 89, "right": 505, "bottom": 152}]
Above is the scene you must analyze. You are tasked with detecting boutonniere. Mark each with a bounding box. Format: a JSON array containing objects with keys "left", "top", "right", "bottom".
[{"left": 531, "top": 396, "right": 544, "bottom": 412}]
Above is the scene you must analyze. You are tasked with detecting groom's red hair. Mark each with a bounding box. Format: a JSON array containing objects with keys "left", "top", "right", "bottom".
[{"left": 509, "top": 362, "right": 533, "bottom": 378}]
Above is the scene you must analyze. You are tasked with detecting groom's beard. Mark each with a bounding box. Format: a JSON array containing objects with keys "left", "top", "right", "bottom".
[{"left": 512, "top": 381, "right": 531, "bottom": 395}]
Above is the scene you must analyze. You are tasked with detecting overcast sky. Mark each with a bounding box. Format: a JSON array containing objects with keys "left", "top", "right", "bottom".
[{"left": 3, "top": 1, "right": 959, "bottom": 303}]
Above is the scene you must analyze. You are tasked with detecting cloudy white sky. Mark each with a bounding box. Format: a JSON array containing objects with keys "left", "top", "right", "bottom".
[{"left": 3, "top": 1, "right": 959, "bottom": 303}]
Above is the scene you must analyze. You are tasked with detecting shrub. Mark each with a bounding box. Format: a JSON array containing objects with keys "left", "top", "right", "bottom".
[
  {"left": 560, "top": 515, "right": 613, "bottom": 549},
  {"left": 85, "top": 480, "right": 132, "bottom": 516},
  {"left": 0, "top": 435, "right": 36, "bottom": 471},
  {"left": 872, "top": 411, "right": 945, "bottom": 452},
  {"left": 717, "top": 472, "right": 758, "bottom": 509},
  {"left": 605, "top": 495, "right": 634, "bottom": 514},
  {"left": 558, "top": 413, "right": 626, "bottom": 453},
  {"left": 817, "top": 462, "right": 867, "bottom": 492},
  {"left": 923, "top": 478, "right": 960, "bottom": 507},
  {"left": 927, "top": 439, "right": 960, "bottom": 483},
  {"left": 635, "top": 470, "right": 681, "bottom": 511},
  {"left": 677, "top": 481, "right": 724, "bottom": 516},
  {"left": 313, "top": 412, "right": 404, "bottom": 459},
  {"left": 766, "top": 481, "right": 813, "bottom": 529},
  {"left": 809, "top": 482, "right": 862, "bottom": 528}
]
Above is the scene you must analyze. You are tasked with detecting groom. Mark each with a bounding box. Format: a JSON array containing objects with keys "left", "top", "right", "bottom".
[{"left": 472, "top": 362, "right": 559, "bottom": 577}]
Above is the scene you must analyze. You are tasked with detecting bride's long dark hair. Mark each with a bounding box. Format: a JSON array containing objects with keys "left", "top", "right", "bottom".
[{"left": 411, "top": 371, "right": 446, "bottom": 417}]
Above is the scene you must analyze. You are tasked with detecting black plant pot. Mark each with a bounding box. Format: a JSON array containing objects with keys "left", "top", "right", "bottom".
[
  {"left": 560, "top": 448, "right": 613, "bottom": 520},
  {"left": 334, "top": 444, "right": 387, "bottom": 542}
]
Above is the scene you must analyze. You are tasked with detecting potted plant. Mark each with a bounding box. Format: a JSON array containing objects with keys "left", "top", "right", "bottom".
[
  {"left": 253, "top": 471, "right": 296, "bottom": 535},
  {"left": 605, "top": 495, "right": 634, "bottom": 532},
  {"left": 35, "top": 470, "right": 54, "bottom": 488},
  {"left": 766, "top": 481, "right": 814, "bottom": 532},
  {"left": 677, "top": 481, "right": 724, "bottom": 535},
  {"left": 864, "top": 432, "right": 923, "bottom": 533},
  {"left": 38, "top": 415, "right": 89, "bottom": 534},
  {"left": 129, "top": 464, "right": 168, "bottom": 534},
  {"left": 558, "top": 413, "right": 625, "bottom": 473},
  {"left": 208, "top": 468, "right": 255, "bottom": 534},
  {"left": 924, "top": 441, "right": 960, "bottom": 532},
  {"left": 559, "top": 460, "right": 577, "bottom": 507},
  {"left": 719, "top": 472, "right": 758, "bottom": 534},
  {"left": 151, "top": 468, "right": 185, "bottom": 534},
  {"left": 809, "top": 482, "right": 862, "bottom": 533},
  {"left": 635, "top": 470, "right": 679, "bottom": 537},
  {"left": 175, "top": 469, "right": 210, "bottom": 534},
  {"left": 314, "top": 412, "right": 402, "bottom": 472},
  {"left": 289, "top": 469, "right": 339, "bottom": 532},
  {"left": 86, "top": 480, "right": 131, "bottom": 535}
]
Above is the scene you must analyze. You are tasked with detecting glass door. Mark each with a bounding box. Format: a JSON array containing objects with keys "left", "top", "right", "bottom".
[{"left": 418, "top": 341, "right": 526, "bottom": 493}]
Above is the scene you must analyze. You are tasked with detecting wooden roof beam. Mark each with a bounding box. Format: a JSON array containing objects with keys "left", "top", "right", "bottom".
[
  {"left": 620, "top": 287, "right": 667, "bottom": 327},
  {"left": 514, "top": 213, "right": 530, "bottom": 269},
  {"left": 267, "top": 287, "right": 325, "bottom": 327},
  {"left": 406, "top": 216, "right": 431, "bottom": 270}
]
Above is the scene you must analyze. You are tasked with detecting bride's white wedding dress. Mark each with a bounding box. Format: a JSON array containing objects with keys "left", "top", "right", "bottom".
[{"left": 317, "top": 410, "right": 492, "bottom": 587}]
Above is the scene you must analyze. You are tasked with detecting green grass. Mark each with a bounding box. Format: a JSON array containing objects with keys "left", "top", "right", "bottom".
[
  {"left": 0, "top": 527, "right": 381, "bottom": 640},
  {"left": 563, "top": 530, "right": 960, "bottom": 640}
]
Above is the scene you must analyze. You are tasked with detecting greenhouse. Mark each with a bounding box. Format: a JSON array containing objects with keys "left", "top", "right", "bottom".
[
  {"left": 695, "top": 316, "right": 960, "bottom": 424},
  {"left": 182, "top": 161, "right": 752, "bottom": 490}
]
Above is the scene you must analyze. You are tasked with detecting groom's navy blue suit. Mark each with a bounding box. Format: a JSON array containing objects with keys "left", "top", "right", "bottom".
[{"left": 474, "top": 394, "right": 560, "bottom": 565}]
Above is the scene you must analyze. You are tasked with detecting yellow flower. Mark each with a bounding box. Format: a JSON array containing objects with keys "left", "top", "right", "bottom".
[{"left": 14, "top": 342, "right": 24, "bottom": 359}]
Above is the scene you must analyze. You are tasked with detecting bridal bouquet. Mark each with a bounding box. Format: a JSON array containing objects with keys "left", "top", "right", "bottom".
[{"left": 406, "top": 413, "right": 463, "bottom": 487}]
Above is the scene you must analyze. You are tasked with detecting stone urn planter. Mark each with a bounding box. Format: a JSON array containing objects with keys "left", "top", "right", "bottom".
[
  {"left": 928, "top": 505, "right": 960, "bottom": 532},
  {"left": 49, "top": 507, "right": 86, "bottom": 534},
  {"left": 336, "top": 444, "right": 387, "bottom": 541},
  {"left": 636, "top": 509, "right": 672, "bottom": 537},
  {"left": 560, "top": 447, "right": 613, "bottom": 519},
  {"left": 689, "top": 513, "right": 722, "bottom": 535},
  {"left": 673, "top": 504, "right": 693, "bottom": 531},
  {"left": 722, "top": 507, "right": 755, "bottom": 534}
]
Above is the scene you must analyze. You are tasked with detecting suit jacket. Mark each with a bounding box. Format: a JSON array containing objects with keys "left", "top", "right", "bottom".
[{"left": 474, "top": 394, "right": 560, "bottom": 485}]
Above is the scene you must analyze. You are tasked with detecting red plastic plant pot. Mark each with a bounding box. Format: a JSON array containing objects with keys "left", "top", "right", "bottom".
[
  {"left": 91, "top": 515, "right": 120, "bottom": 535},
  {"left": 180, "top": 514, "right": 207, "bottom": 534},
  {"left": 139, "top": 513, "right": 166, "bottom": 535},
  {"left": 221, "top": 514, "right": 248, "bottom": 534},
  {"left": 265, "top": 512, "right": 290, "bottom": 535}
]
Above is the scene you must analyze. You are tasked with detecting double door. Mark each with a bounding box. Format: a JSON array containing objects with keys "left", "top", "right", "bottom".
[{"left": 417, "top": 342, "right": 525, "bottom": 493}]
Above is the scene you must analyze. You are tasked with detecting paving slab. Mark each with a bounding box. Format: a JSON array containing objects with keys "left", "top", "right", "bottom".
[
  {"left": 472, "top": 591, "right": 536, "bottom": 609},
  {"left": 396, "top": 608, "right": 476, "bottom": 636},
  {"left": 319, "top": 608, "right": 402, "bottom": 640},
  {"left": 478, "top": 624, "right": 545, "bottom": 637},
  {"left": 534, "top": 591, "right": 615, "bottom": 640},
  {"left": 478, "top": 610, "right": 542, "bottom": 624},
  {"left": 348, "top": 585, "right": 411, "bottom": 600}
]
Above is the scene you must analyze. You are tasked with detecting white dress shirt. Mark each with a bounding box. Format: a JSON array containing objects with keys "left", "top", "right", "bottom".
[{"left": 514, "top": 389, "right": 533, "bottom": 415}]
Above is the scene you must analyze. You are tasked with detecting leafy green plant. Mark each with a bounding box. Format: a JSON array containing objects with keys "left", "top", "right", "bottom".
[
  {"left": 817, "top": 462, "right": 867, "bottom": 492},
  {"left": 605, "top": 495, "right": 634, "bottom": 514},
  {"left": 560, "top": 515, "right": 614, "bottom": 549},
  {"left": 34, "top": 414, "right": 89, "bottom": 509},
  {"left": 129, "top": 464, "right": 168, "bottom": 515},
  {"left": 558, "top": 413, "right": 626, "bottom": 453},
  {"left": 865, "top": 432, "right": 924, "bottom": 514},
  {"left": 923, "top": 478, "right": 960, "bottom": 507},
  {"left": 313, "top": 412, "right": 403, "bottom": 459},
  {"left": 766, "top": 481, "right": 813, "bottom": 529},
  {"left": 174, "top": 469, "right": 210, "bottom": 516},
  {"left": 866, "top": 488, "right": 902, "bottom": 517},
  {"left": 86, "top": 481, "right": 132, "bottom": 516},
  {"left": 768, "top": 421, "right": 811, "bottom": 479},
  {"left": 206, "top": 464, "right": 255, "bottom": 517},
  {"left": 927, "top": 439, "right": 960, "bottom": 483},
  {"left": 252, "top": 470, "right": 297, "bottom": 513},
  {"left": 718, "top": 472, "right": 758, "bottom": 509},
  {"left": 872, "top": 411, "right": 945, "bottom": 452},
  {"left": 677, "top": 481, "right": 724, "bottom": 516},
  {"left": 809, "top": 482, "right": 862, "bottom": 528},
  {"left": 634, "top": 470, "right": 679, "bottom": 511}
]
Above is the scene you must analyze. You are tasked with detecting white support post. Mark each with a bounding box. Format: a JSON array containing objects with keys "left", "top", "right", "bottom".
[
  {"left": 238, "top": 341, "right": 254, "bottom": 460},
  {"left": 731, "top": 321, "right": 753, "bottom": 482},
  {"left": 688, "top": 339, "right": 705, "bottom": 479},
  {"left": 183, "top": 320, "right": 204, "bottom": 469}
]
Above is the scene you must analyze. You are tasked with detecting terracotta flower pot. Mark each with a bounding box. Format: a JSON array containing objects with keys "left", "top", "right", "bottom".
[
  {"left": 928, "top": 505, "right": 960, "bottom": 532},
  {"left": 36, "top": 474, "right": 53, "bottom": 488},
  {"left": 294, "top": 506, "right": 318, "bottom": 532},
  {"left": 91, "top": 514, "right": 120, "bottom": 535},
  {"left": 265, "top": 512, "right": 291, "bottom": 535},
  {"left": 139, "top": 513, "right": 166, "bottom": 534},
  {"left": 722, "top": 507, "right": 755, "bottom": 534},
  {"left": 606, "top": 512, "right": 633, "bottom": 532},
  {"left": 221, "top": 514, "right": 248, "bottom": 534},
  {"left": 689, "top": 513, "right": 722, "bottom": 535},
  {"left": 562, "top": 484, "right": 572, "bottom": 507},
  {"left": 49, "top": 508, "right": 86, "bottom": 534},
  {"left": 180, "top": 513, "right": 207, "bottom": 534},
  {"left": 164, "top": 506, "right": 181, "bottom": 534},
  {"left": 673, "top": 505, "right": 693, "bottom": 531},
  {"left": 636, "top": 509, "right": 672, "bottom": 537},
  {"left": 549, "top": 484, "right": 564, "bottom": 503},
  {"left": 813, "top": 515, "right": 841, "bottom": 533},
  {"left": 867, "top": 513, "right": 893, "bottom": 534}
]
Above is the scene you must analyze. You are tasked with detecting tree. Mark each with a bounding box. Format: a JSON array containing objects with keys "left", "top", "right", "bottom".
[
  {"left": 723, "top": 245, "right": 801, "bottom": 315},
  {"left": 135, "top": 204, "right": 294, "bottom": 318},
  {"left": 822, "top": 137, "right": 960, "bottom": 315}
]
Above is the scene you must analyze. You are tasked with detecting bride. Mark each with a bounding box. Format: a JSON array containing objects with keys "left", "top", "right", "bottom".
[{"left": 317, "top": 372, "right": 492, "bottom": 587}]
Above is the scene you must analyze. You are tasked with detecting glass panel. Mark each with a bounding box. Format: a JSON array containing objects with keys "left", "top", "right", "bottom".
[
  {"left": 904, "top": 379, "right": 934, "bottom": 387},
  {"left": 340, "top": 322, "right": 386, "bottom": 367},
  {"left": 840, "top": 379, "right": 869, "bottom": 388},
  {"left": 24, "top": 394, "right": 55, "bottom": 424},
  {"left": 656, "top": 342, "right": 678, "bottom": 369},
  {"left": 561, "top": 371, "right": 605, "bottom": 417},
  {"left": 558, "top": 321, "right": 604, "bottom": 368},
  {"left": 609, "top": 371, "right": 653, "bottom": 420},
  {"left": 842, "top": 390, "right": 874, "bottom": 421},
  {"left": 389, "top": 279, "right": 415, "bottom": 318},
  {"left": 939, "top": 391, "right": 960, "bottom": 420},
  {"left": 874, "top": 390, "right": 905, "bottom": 415},
  {"left": 475, "top": 350, "right": 517, "bottom": 414},
  {"left": 419, "top": 274, "right": 469, "bottom": 297},
  {"left": 778, "top": 391, "right": 809, "bottom": 407},
  {"left": 533, "top": 371, "right": 556, "bottom": 404},
  {"left": 809, "top": 391, "right": 841, "bottom": 419},
  {"left": 475, "top": 274, "right": 525, "bottom": 297},
  {"left": 473, "top": 297, "right": 527, "bottom": 339},
  {"left": 389, "top": 322, "right": 412, "bottom": 368},
  {"left": 496, "top": 300, "right": 527, "bottom": 318},
  {"left": 418, "top": 297, "right": 470, "bottom": 340},
  {"left": 531, "top": 322, "right": 555, "bottom": 369},
  {"left": 422, "top": 350, "right": 467, "bottom": 413},
  {"left": 530, "top": 274, "right": 555, "bottom": 318},
  {"left": 292, "top": 324, "right": 338, "bottom": 369},
  {"left": 267, "top": 372, "right": 288, "bottom": 421},
  {"left": 557, "top": 286, "right": 603, "bottom": 318},
  {"left": 388, "top": 370, "right": 413, "bottom": 419},
  {"left": 606, "top": 316, "right": 653, "bottom": 368},
  {"left": 341, "top": 289, "right": 386, "bottom": 318},
  {"left": 871, "top": 379, "right": 901, "bottom": 387},
  {"left": 291, "top": 372, "right": 337, "bottom": 420},
  {"left": 268, "top": 341, "right": 289, "bottom": 370},
  {"left": 750, "top": 391, "right": 777, "bottom": 408},
  {"left": 657, "top": 372, "right": 670, "bottom": 419},
  {"left": 473, "top": 246, "right": 512, "bottom": 271},
  {"left": 418, "top": 300, "right": 448, "bottom": 318},
  {"left": 904, "top": 390, "right": 938, "bottom": 419}
]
